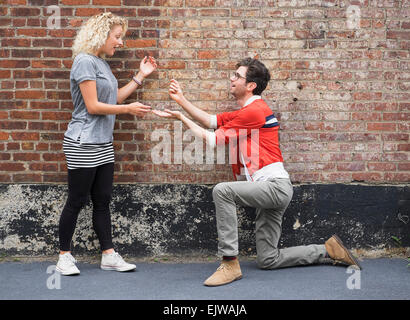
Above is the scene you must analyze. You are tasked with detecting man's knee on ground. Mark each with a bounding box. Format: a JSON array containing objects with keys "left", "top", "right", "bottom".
[{"left": 257, "top": 253, "right": 279, "bottom": 270}]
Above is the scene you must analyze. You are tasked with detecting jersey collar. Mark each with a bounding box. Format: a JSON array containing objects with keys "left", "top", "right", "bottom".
[{"left": 243, "top": 95, "right": 262, "bottom": 107}]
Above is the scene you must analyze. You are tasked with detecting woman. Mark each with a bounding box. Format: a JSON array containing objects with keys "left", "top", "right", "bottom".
[{"left": 56, "top": 12, "right": 157, "bottom": 275}]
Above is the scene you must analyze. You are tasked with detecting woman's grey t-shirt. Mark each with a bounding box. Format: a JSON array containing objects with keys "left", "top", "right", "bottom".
[{"left": 65, "top": 53, "right": 118, "bottom": 144}]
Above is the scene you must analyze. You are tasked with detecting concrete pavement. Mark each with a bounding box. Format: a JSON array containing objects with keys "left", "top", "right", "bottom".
[{"left": 0, "top": 257, "right": 409, "bottom": 300}]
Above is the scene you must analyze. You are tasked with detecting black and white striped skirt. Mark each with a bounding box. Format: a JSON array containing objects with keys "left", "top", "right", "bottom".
[{"left": 63, "top": 136, "right": 115, "bottom": 170}]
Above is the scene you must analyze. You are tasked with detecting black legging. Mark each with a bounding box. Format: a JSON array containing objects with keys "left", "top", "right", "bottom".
[{"left": 59, "top": 163, "right": 114, "bottom": 252}]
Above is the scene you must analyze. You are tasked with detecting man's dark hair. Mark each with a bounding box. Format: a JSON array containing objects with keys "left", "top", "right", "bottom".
[{"left": 236, "top": 58, "right": 271, "bottom": 96}]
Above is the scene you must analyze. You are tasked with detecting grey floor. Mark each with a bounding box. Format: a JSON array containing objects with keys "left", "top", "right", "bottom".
[{"left": 0, "top": 258, "right": 409, "bottom": 300}]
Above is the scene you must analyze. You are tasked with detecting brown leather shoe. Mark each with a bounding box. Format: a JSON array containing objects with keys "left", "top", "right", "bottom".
[
  {"left": 203, "top": 259, "right": 242, "bottom": 287},
  {"left": 325, "top": 235, "right": 362, "bottom": 269}
]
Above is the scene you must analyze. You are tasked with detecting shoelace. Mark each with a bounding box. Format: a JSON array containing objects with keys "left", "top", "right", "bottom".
[
  {"left": 112, "top": 252, "right": 126, "bottom": 264},
  {"left": 217, "top": 262, "right": 231, "bottom": 271},
  {"left": 63, "top": 254, "right": 77, "bottom": 265}
]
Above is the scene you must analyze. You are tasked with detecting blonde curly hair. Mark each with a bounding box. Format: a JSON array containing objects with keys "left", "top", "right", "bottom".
[{"left": 72, "top": 12, "right": 128, "bottom": 58}]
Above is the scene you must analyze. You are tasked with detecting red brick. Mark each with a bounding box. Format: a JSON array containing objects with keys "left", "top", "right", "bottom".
[
  {"left": 29, "top": 163, "right": 59, "bottom": 171},
  {"left": 31, "top": 60, "right": 61, "bottom": 69},
  {"left": 28, "top": 122, "right": 59, "bottom": 131},
  {"left": 61, "top": 0, "right": 90, "bottom": 4},
  {"left": 368, "top": 163, "right": 396, "bottom": 171},
  {"left": 10, "top": 111, "right": 40, "bottom": 120},
  {"left": 398, "top": 144, "right": 410, "bottom": 151},
  {"left": 384, "top": 173, "right": 410, "bottom": 182},
  {"left": 387, "top": 31, "right": 410, "bottom": 40},
  {"left": 352, "top": 112, "right": 381, "bottom": 121},
  {"left": 15, "top": 90, "right": 45, "bottom": 99},
  {"left": 0, "top": 163, "right": 25, "bottom": 171},
  {"left": 43, "top": 49, "right": 72, "bottom": 58},
  {"left": 42, "top": 153, "right": 65, "bottom": 161},
  {"left": 383, "top": 113, "right": 410, "bottom": 121},
  {"left": 6, "top": 142, "right": 20, "bottom": 150},
  {"left": 398, "top": 163, "right": 410, "bottom": 171},
  {"left": 0, "top": 131, "right": 8, "bottom": 140},
  {"left": 352, "top": 173, "right": 383, "bottom": 182},
  {"left": 14, "top": 153, "right": 40, "bottom": 161},
  {"left": 92, "top": 0, "right": 121, "bottom": 5},
  {"left": 126, "top": 39, "right": 157, "bottom": 48},
  {"left": 0, "top": 60, "right": 30, "bottom": 68},
  {"left": 198, "top": 50, "right": 228, "bottom": 59},
  {"left": 43, "top": 174, "right": 67, "bottom": 183},
  {"left": 2, "top": 38, "right": 31, "bottom": 47},
  {"left": 200, "top": 9, "right": 229, "bottom": 17},
  {"left": 0, "top": 70, "right": 11, "bottom": 78},
  {"left": 13, "top": 174, "right": 42, "bottom": 183},
  {"left": 14, "top": 70, "right": 43, "bottom": 79},
  {"left": 337, "top": 162, "right": 366, "bottom": 172},
  {"left": 186, "top": 0, "right": 215, "bottom": 6},
  {"left": 21, "top": 142, "right": 34, "bottom": 150},
  {"left": 138, "top": 8, "right": 161, "bottom": 16},
  {"left": 353, "top": 92, "right": 382, "bottom": 100},
  {"left": 75, "top": 8, "right": 104, "bottom": 16},
  {"left": 159, "top": 60, "right": 186, "bottom": 69},
  {"left": 0, "top": 175, "right": 11, "bottom": 182},
  {"left": 125, "top": 0, "right": 152, "bottom": 5},
  {"left": 41, "top": 112, "right": 72, "bottom": 120},
  {"left": 36, "top": 143, "right": 49, "bottom": 151},
  {"left": 382, "top": 133, "right": 408, "bottom": 141},
  {"left": 367, "top": 123, "right": 396, "bottom": 131},
  {"left": 11, "top": 8, "right": 41, "bottom": 16},
  {"left": 11, "top": 132, "right": 39, "bottom": 141},
  {"left": 17, "top": 29, "right": 47, "bottom": 37}
]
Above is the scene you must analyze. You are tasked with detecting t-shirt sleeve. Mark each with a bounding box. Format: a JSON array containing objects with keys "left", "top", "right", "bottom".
[{"left": 71, "top": 56, "right": 97, "bottom": 84}]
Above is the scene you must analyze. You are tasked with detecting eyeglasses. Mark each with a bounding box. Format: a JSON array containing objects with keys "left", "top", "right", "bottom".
[{"left": 231, "top": 72, "right": 246, "bottom": 81}]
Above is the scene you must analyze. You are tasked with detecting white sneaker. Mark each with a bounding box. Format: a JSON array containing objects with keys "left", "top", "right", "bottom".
[
  {"left": 101, "top": 251, "right": 136, "bottom": 272},
  {"left": 56, "top": 252, "right": 80, "bottom": 276}
]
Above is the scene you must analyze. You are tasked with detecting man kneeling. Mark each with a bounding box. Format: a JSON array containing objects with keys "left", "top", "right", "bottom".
[{"left": 153, "top": 58, "right": 361, "bottom": 286}]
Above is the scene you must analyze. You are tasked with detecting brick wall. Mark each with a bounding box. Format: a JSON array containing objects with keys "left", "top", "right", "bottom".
[{"left": 0, "top": 0, "right": 409, "bottom": 185}]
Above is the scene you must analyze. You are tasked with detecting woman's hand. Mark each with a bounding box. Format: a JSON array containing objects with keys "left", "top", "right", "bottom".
[
  {"left": 139, "top": 56, "right": 157, "bottom": 79},
  {"left": 169, "top": 79, "right": 184, "bottom": 103},
  {"left": 152, "top": 109, "right": 182, "bottom": 120},
  {"left": 127, "top": 102, "right": 151, "bottom": 117}
]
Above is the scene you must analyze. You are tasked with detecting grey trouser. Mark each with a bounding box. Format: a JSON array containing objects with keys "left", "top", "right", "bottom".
[{"left": 212, "top": 178, "right": 327, "bottom": 269}]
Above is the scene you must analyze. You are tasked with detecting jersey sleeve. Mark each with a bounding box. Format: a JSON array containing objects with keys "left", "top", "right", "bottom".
[
  {"left": 216, "top": 110, "right": 238, "bottom": 128},
  {"left": 215, "top": 106, "right": 266, "bottom": 145}
]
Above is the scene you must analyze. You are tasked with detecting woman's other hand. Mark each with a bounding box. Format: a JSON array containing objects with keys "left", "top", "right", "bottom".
[{"left": 139, "top": 56, "right": 157, "bottom": 78}]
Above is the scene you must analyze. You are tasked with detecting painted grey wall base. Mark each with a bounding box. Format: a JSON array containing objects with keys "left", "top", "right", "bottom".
[{"left": 0, "top": 183, "right": 408, "bottom": 256}]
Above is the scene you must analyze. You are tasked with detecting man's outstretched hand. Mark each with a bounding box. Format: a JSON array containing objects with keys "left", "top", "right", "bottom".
[{"left": 152, "top": 109, "right": 182, "bottom": 120}]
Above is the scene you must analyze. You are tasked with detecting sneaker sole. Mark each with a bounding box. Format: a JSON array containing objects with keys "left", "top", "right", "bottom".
[
  {"left": 55, "top": 266, "right": 80, "bottom": 276},
  {"left": 100, "top": 265, "right": 136, "bottom": 272},
  {"left": 332, "top": 234, "right": 362, "bottom": 270}
]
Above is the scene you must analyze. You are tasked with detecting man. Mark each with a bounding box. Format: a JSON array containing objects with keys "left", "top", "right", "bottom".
[{"left": 153, "top": 58, "right": 361, "bottom": 287}]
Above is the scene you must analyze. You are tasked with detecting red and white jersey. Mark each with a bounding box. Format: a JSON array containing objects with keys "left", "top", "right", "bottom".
[{"left": 208, "top": 96, "right": 289, "bottom": 181}]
